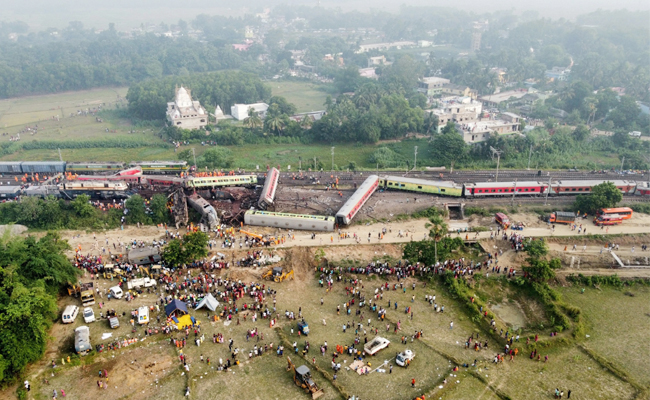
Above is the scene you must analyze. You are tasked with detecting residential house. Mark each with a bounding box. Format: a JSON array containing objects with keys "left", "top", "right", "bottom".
[
  {"left": 430, "top": 96, "right": 482, "bottom": 133},
  {"left": 478, "top": 89, "right": 528, "bottom": 107},
  {"left": 417, "top": 77, "right": 450, "bottom": 97},
  {"left": 358, "top": 68, "right": 378, "bottom": 79},
  {"left": 545, "top": 67, "right": 570, "bottom": 82},
  {"left": 457, "top": 119, "right": 521, "bottom": 143},
  {"left": 441, "top": 84, "right": 478, "bottom": 99},
  {"left": 368, "top": 55, "right": 387, "bottom": 66}
]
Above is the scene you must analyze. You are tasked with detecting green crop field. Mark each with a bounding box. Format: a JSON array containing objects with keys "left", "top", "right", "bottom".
[{"left": 270, "top": 81, "right": 331, "bottom": 113}]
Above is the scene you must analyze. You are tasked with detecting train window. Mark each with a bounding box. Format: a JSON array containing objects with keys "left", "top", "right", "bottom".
[
  {"left": 388, "top": 182, "right": 393, "bottom": 186},
  {"left": 441, "top": 189, "right": 445, "bottom": 192},
  {"left": 498, "top": 189, "right": 502, "bottom": 193},
  {"left": 572, "top": 188, "right": 576, "bottom": 191},
  {"left": 418, "top": 186, "right": 422, "bottom": 189},
  {"left": 491, "top": 189, "right": 495, "bottom": 193}
]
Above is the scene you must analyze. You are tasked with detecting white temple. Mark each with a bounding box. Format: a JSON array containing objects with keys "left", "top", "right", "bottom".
[{"left": 166, "top": 86, "right": 207, "bottom": 130}]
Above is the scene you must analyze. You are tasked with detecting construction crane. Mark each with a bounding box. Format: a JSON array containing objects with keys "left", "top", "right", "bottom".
[{"left": 286, "top": 357, "right": 324, "bottom": 399}]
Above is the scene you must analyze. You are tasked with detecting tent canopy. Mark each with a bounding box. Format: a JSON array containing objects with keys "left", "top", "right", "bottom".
[
  {"left": 195, "top": 293, "right": 219, "bottom": 311},
  {"left": 165, "top": 299, "right": 188, "bottom": 317}
]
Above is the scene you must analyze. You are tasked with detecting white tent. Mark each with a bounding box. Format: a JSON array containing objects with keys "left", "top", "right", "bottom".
[{"left": 195, "top": 293, "right": 219, "bottom": 311}]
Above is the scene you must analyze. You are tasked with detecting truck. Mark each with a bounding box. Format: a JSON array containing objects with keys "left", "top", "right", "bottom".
[
  {"left": 126, "top": 277, "right": 157, "bottom": 290},
  {"left": 74, "top": 326, "right": 91, "bottom": 355},
  {"left": 138, "top": 306, "right": 149, "bottom": 325},
  {"left": 81, "top": 289, "right": 95, "bottom": 307},
  {"left": 544, "top": 211, "right": 575, "bottom": 225},
  {"left": 364, "top": 336, "right": 390, "bottom": 356}
]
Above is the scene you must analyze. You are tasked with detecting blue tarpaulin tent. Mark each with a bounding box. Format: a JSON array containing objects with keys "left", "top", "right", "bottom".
[{"left": 165, "top": 299, "right": 188, "bottom": 318}]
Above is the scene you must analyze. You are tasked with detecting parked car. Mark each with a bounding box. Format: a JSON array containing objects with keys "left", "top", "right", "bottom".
[
  {"left": 62, "top": 305, "right": 79, "bottom": 324},
  {"left": 83, "top": 307, "right": 96, "bottom": 323},
  {"left": 396, "top": 349, "right": 415, "bottom": 366},
  {"left": 74, "top": 326, "right": 91, "bottom": 355},
  {"left": 109, "top": 286, "right": 123, "bottom": 299},
  {"left": 109, "top": 316, "right": 120, "bottom": 329}
]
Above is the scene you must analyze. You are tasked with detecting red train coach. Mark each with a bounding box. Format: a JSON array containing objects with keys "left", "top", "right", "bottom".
[
  {"left": 548, "top": 180, "right": 636, "bottom": 195},
  {"left": 463, "top": 181, "right": 548, "bottom": 197}
]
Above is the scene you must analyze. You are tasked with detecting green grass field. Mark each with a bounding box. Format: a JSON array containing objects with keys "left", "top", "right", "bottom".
[
  {"left": 558, "top": 285, "right": 650, "bottom": 388},
  {"left": 1, "top": 140, "right": 418, "bottom": 171},
  {"left": 270, "top": 81, "right": 331, "bottom": 113},
  {"left": 0, "top": 87, "right": 129, "bottom": 129}
]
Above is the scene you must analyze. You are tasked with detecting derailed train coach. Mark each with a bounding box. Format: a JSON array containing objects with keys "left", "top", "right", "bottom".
[
  {"left": 335, "top": 175, "right": 379, "bottom": 226},
  {"left": 258, "top": 168, "right": 279, "bottom": 209},
  {"left": 245, "top": 210, "right": 335, "bottom": 232},
  {"left": 380, "top": 176, "right": 463, "bottom": 197}
]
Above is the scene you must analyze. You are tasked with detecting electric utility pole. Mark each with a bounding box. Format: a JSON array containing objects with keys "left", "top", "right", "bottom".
[
  {"left": 414, "top": 146, "right": 418, "bottom": 171},
  {"left": 490, "top": 146, "right": 503, "bottom": 182}
]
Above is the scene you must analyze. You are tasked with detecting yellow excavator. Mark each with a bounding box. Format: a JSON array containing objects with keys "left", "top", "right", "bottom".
[
  {"left": 286, "top": 357, "right": 324, "bottom": 399},
  {"left": 275, "top": 269, "right": 294, "bottom": 283}
]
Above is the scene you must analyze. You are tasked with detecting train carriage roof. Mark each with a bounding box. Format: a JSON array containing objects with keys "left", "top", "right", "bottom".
[
  {"left": 464, "top": 181, "right": 546, "bottom": 188},
  {"left": 552, "top": 180, "right": 635, "bottom": 187},
  {"left": 381, "top": 176, "right": 462, "bottom": 189}
]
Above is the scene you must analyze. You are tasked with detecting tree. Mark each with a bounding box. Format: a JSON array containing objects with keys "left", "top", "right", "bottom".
[
  {"left": 608, "top": 96, "right": 642, "bottom": 131},
  {"left": 429, "top": 123, "right": 468, "bottom": 167},
  {"left": 423, "top": 112, "right": 439, "bottom": 136},
  {"left": 202, "top": 147, "right": 234, "bottom": 168},
  {"left": 243, "top": 108, "right": 263, "bottom": 130},
  {"left": 572, "top": 124, "right": 590, "bottom": 142},
  {"left": 161, "top": 231, "right": 209, "bottom": 266},
  {"left": 524, "top": 239, "right": 549, "bottom": 258},
  {"left": 425, "top": 214, "right": 448, "bottom": 263},
  {"left": 125, "top": 194, "right": 148, "bottom": 225},
  {"left": 178, "top": 149, "right": 193, "bottom": 164},
  {"left": 265, "top": 114, "right": 285, "bottom": 136},
  {"left": 0, "top": 233, "right": 76, "bottom": 383},
  {"left": 573, "top": 181, "right": 623, "bottom": 214},
  {"left": 523, "top": 257, "right": 561, "bottom": 282},
  {"left": 335, "top": 66, "right": 362, "bottom": 93},
  {"left": 71, "top": 195, "right": 95, "bottom": 218},
  {"left": 150, "top": 194, "right": 169, "bottom": 224},
  {"left": 268, "top": 96, "right": 297, "bottom": 116}
]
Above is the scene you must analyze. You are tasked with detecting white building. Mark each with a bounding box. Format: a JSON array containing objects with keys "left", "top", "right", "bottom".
[
  {"left": 230, "top": 103, "right": 269, "bottom": 121},
  {"left": 166, "top": 86, "right": 208, "bottom": 130},
  {"left": 430, "top": 96, "right": 482, "bottom": 133}
]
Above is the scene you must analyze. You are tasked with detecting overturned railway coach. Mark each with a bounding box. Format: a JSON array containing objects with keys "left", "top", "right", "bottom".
[
  {"left": 259, "top": 168, "right": 280, "bottom": 209},
  {"left": 245, "top": 210, "right": 335, "bottom": 232},
  {"left": 335, "top": 175, "right": 379, "bottom": 226},
  {"left": 185, "top": 174, "right": 258, "bottom": 189}
]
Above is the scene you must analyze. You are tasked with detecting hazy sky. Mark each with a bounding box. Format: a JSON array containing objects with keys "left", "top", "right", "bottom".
[{"left": 3, "top": 0, "right": 650, "bottom": 30}]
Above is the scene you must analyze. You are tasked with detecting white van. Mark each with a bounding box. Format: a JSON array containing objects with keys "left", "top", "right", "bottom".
[
  {"left": 109, "top": 286, "right": 124, "bottom": 299},
  {"left": 138, "top": 306, "right": 149, "bottom": 325},
  {"left": 62, "top": 305, "right": 79, "bottom": 324}
]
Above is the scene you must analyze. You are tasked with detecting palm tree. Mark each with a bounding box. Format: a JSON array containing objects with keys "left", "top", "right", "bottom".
[
  {"left": 424, "top": 112, "right": 438, "bottom": 137},
  {"left": 266, "top": 115, "right": 284, "bottom": 136},
  {"left": 243, "top": 108, "right": 262, "bottom": 130},
  {"left": 300, "top": 115, "right": 313, "bottom": 130},
  {"left": 425, "top": 214, "right": 448, "bottom": 263}
]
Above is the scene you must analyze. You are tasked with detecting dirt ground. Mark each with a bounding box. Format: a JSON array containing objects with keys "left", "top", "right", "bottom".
[{"left": 274, "top": 186, "right": 444, "bottom": 219}]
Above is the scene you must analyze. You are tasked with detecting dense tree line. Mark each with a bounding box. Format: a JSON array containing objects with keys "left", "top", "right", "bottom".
[
  {"left": 0, "top": 31, "right": 247, "bottom": 99},
  {"left": 0, "top": 194, "right": 170, "bottom": 230},
  {"left": 0, "top": 233, "right": 79, "bottom": 383},
  {"left": 126, "top": 71, "right": 271, "bottom": 120}
]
